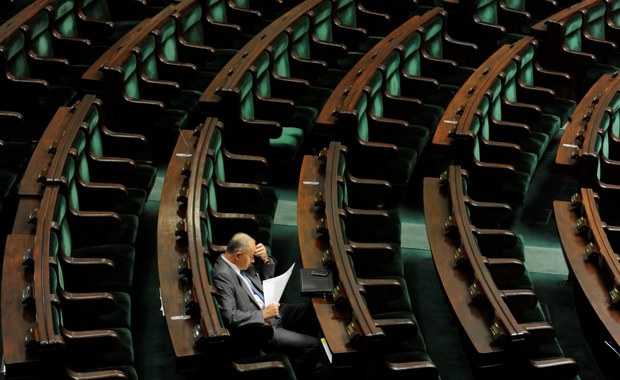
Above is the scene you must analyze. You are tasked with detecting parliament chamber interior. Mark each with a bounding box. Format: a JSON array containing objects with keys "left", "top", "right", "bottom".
[{"left": 2, "top": 0, "right": 620, "bottom": 379}]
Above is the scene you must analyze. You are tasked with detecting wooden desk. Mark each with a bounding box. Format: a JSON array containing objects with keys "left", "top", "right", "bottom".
[
  {"left": 297, "top": 154, "right": 358, "bottom": 367},
  {"left": 433, "top": 37, "right": 535, "bottom": 157},
  {"left": 1, "top": 234, "right": 42, "bottom": 379},
  {"left": 198, "top": 0, "right": 324, "bottom": 115},
  {"left": 554, "top": 197, "right": 620, "bottom": 348},
  {"left": 423, "top": 168, "right": 524, "bottom": 370},
  {"left": 157, "top": 129, "right": 209, "bottom": 371},
  {"left": 555, "top": 73, "right": 620, "bottom": 178}
]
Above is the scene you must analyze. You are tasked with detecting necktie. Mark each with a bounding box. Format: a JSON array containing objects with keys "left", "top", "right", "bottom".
[{"left": 241, "top": 271, "right": 264, "bottom": 302}]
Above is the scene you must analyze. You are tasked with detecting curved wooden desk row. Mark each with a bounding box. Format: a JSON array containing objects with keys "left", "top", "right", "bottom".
[
  {"left": 315, "top": 7, "right": 476, "bottom": 139},
  {"left": 531, "top": 0, "right": 619, "bottom": 98},
  {"left": 433, "top": 36, "right": 546, "bottom": 156},
  {"left": 556, "top": 72, "right": 620, "bottom": 178},
  {"left": 198, "top": 0, "right": 324, "bottom": 112},
  {"left": 554, "top": 188, "right": 620, "bottom": 349},
  {"left": 3, "top": 93, "right": 150, "bottom": 377},
  {"left": 297, "top": 141, "right": 437, "bottom": 375},
  {"left": 156, "top": 117, "right": 230, "bottom": 371},
  {"left": 423, "top": 164, "right": 578, "bottom": 377},
  {"left": 2, "top": 186, "right": 100, "bottom": 378}
]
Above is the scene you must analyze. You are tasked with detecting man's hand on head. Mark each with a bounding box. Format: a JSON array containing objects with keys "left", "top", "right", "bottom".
[{"left": 254, "top": 243, "right": 270, "bottom": 263}]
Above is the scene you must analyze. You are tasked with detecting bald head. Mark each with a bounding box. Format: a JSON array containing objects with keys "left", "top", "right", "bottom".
[
  {"left": 225, "top": 233, "right": 257, "bottom": 270},
  {"left": 226, "top": 233, "right": 256, "bottom": 254}
]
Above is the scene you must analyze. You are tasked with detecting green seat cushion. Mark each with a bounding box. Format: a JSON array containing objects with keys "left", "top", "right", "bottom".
[
  {"left": 111, "top": 188, "right": 148, "bottom": 215},
  {"left": 68, "top": 327, "right": 135, "bottom": 369},
  {"left": 0, "top": 169, "right": 17, "bottom": 200},
  {"left": 72, "top": 244, "right": 136, "bottom": 288},
  {"left": 542, "top": 98, "right": 576, "bottom": 127},
  {"left": 269, "top": 126, "right": 305, "bottom": 161},
  {"left": 531, "top": 113, "right": 561, "bottom": 139},
  {"left": 118, "top": 164, "right": 157, "bottom": 195},
  {"left": 282, "top": 105, "right": 318, "bottom": 135},
  {"left": 0, "top": 141, "right": 34, "bottom": 170},
  {"left": 520, "top": 131, "right": 550, "bottom": 159}
]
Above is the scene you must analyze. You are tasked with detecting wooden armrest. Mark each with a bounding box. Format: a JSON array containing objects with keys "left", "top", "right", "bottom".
[
  {"left": 61, "top": 327, "right": 121, "bottom": 353},
  {"left": 271, "top": 74, "right": 311, "bottom": 100},
  {"left": 374, "top": 317, "right": 417, "bottom": 337},
  {"left": 475, "top": 228, "right": 519, "bottom": 251},
  {"left": 500, "top": 288, "right": 538, "bottom": 312},
  {"left": 220, "top": 149, "right": 269, "bottom": 184},
  {"left": 332, "top": 20, "right": 368, "bottom": 48},
  {"left": 88, "top": 156, "right": 137, "bottom": 179},
  {"left": 385, "top": 359, "right": 439, "bottom": 378},
  {"left": 59, "top": 290, "right": 117, "bottom": 315},
  {"left": 500, "top": 99, "right": 543, "bottom": 123},
  {"left": 348, "top": 241, "right": 398, "bottom": 265},
  {"left": 358, "top": 277, "right": 404, "bottom": 302},
  {"left": 381, "top": 92, "right": 424, "bottom": 119},
  {"left": 311, "top": 35, "right": 348, "bottom": 64},
  {"left": 399, "top": 73, "right": 441, "bottom": 99},
  {"left": 465, "top": 198, "right": 514, "bottom": 228},
  {"left": 489, "top": 117, "right": 532, "bottom": 143},
  {"left": 485, "top": 257, "right": 525, "bottom": 284},
  {"left": 528, "top": 356, "right": 579, "bottom": 379},
  {"left": 583, "top": 33, "right": 617, "bottom": 61},
  {"left": 238, "top": 116, "right": 282, "bottom": 139},
  {"left": 522, "top": 321, "right": 556, "bottom": 345},
  {"left": 479, "top": 139, "right": 523, "bottom": 163},
  {"left": 289, "top": 52, "right": 329, "bottom": 82},
  {"left": 344, "top": 173, "right": 392, "bottom": 209},
  {"left": 66, "top": 368, "right": 133, "bottom": 380},
  {"left": 254, "top": 96, "right": 296, "bottom": 121}
]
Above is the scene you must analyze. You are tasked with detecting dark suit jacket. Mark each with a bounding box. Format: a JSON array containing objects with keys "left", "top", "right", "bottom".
[{"left": 212, "top": 255, "right": 277, "bottom": 329}]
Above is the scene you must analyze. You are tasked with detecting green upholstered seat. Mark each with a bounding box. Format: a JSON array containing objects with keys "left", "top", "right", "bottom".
[
  {"left": 0, "top": 31, "right": 77, "bottom": 136},
  {"left": 229, "top": 71, "right": 306, "bottom": 162},
  {"left": 366, "top": 71, "right": 437, "bottom": 153},
  {"left": 177, "top": 2, "right": 240, "bottom": 70},
  {"left": 68, "top": 136, "right": 148, "bottom": 215},
  {"left": 467, "top": 133, "right": 532, "bottom": 204},
  {"left": 209, "top": 124, "right": 279, "bottom": 218},
  {"left": 51, "top": 302, "right": 136, "bottom": 371},
  {"left": 252, "top": 50, "right": 318, "bottom": 136},
  {"left": 345, "top": 92, "right": 418, "bottom": 187},
  {"left": 584, "top": 2, "right": 620, "bottom": 67},
  {"left": 337, "top": 180, "right": 402, "bottom": 246},
  {"left": 562, "top": 12, "right": 618, "bottom": 86},
  {"left": 135, "top": 34, "right": 201, "bottom": 114},
  {"left": 50, "top": 265, "right": 132, "bottom": 330},
  {"left": 156, "top": 17, "right": 215, "bottom": 91},
  {"left": 475, "top": 96, "right": 539, "bottom": 177},
  {"left": 0, "top": 140, "right": 34, "bottom": 172},
  {"left": 419, "top": 14, "right": 476, "bottom": 86},
  {"left": 62, "top": 165, "right": 140, "bottom": 246},
  {"left": 81, "top": 99, "right": 156, "bottom": 195},
  {"left": 100, "top": 53, "right": 189, "bottom": 162},
  {"left": 231, "top": 353, "right": 298, "bottom": 380},
  {"left": 333, "top": 0, "right": 384, "bottom": 53},
  {"left": 77, "top": 0, "right": 142, "bottom": 44},
  {"left": 514, "top": 44, "right": 576, "bottom": 127},
  {"left": 0, "top": 169, "right": 16, "bottom": 204},
  {"left": 26, "top": 9, "right": 89, "bottom": 85},
  {"left": 287, "top": 17, "right": 346, "bottom": 89},
  {"left": 395, "top": 36, "right": 458, "bottom": 108},
  {"left": 51, "top": 198, "right": 135, "bottom": 292},
  {"left": 201, "top": 156, "right": 274, "bottom": 251},
  {"left": 308, "top": 0, "right": 364, "bottom": 70},
  {"left": 268, "top": 33, "right": 332, "bottom": 110},
  {"left": 487, "top": 76, "right": 557, "bottom": 159}
]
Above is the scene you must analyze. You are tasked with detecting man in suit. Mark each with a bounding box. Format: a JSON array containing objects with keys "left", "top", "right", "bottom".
[{"left": 212, "top": 232, "right": 322, "bottom": 377}]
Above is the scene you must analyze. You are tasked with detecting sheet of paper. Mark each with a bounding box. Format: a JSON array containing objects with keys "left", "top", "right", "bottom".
[{"left": 263, "top": 263, "right": 295, "bottom": 305}]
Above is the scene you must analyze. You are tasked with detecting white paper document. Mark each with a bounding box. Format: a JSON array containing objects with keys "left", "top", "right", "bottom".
[{"left": 263, "top": 263, "right": 295, "bottom": 305}]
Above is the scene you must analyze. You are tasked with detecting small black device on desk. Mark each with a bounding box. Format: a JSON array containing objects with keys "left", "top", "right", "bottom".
[{"left": 300, "top": 268, "right": 334, "bottom": 297}]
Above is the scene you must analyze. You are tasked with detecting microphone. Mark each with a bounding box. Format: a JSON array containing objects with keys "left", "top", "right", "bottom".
[{"left": 176, "top": 127, "right": 193, "bottom": 158}]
